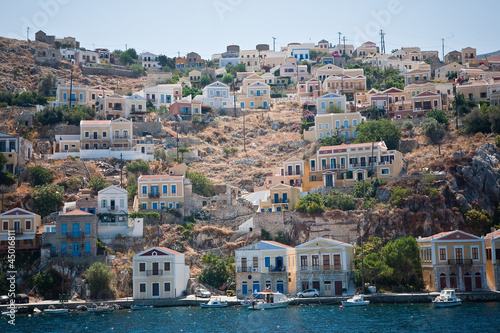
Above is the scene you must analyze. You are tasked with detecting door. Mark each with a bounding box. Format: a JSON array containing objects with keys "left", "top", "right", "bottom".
[
  {"left": 252, "top": 283, "right": 260, "bottom": 293},
  {"left": 323, "top": 255, "right": 330, "bottom": 270},
  {"left": 72, "top": 243, "right": 80, "bottom": 257},
  {"left": 242, "top": 283, "right": 248, "bottom": 294},
  {"left": 439, "top": 274, "right": 447, "bottom": 290},
  {"left": 152, "top": 283, "right": 159, "bottom": 297},
  {"left": 455, "top": 248, "right": 463, "bottom": 264},
  {"left": 301, "top": 282, "right": 309, "bottom": 291},
  {"left": 275, "top": 256, "right": 283, "bottom": 271},
  {"left": 241, "top": 258, "right": 247, "bottom": 272},
  {"left": 14, "top": 221, "right": 20, "bottom": 233},
  {"left": 274, "top": 193, "right": 279, "bottom": 203},
  {"left": 449, "top": 275, "right": 457, "bottom": 289},
  {"left": 464, "top": 275, "right": 472, "bottom": 292},
  {"left": 475, "top": 273, "right": 482, "bottom": 289},
  {"left": 276, "top": 282, "right": 284, "bottom": 294},
  {"left": 263, "top": 101, "right": 268, "bottom": 108},
  {"left": 152, "top": 262, "right": 159, "bottom": 275},
  {"left": 357, "top": 172, "right": 363, "bottom": 181},
  {"left": 282, "top": 193, "right": 288, "bottom": 203},
  {"left": 288, "top": 165, "right": 293, "bottom": 176},
  {"left": 334, "top": 281, "right": 343, "bottom": 296},
  {"left": 326, "top": 174, "right": 333, "bottom": 187}
]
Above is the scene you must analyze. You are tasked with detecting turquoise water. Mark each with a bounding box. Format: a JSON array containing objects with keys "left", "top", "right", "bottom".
[{"left": 1, "top": 302, "right": 499, "bottom": 332}]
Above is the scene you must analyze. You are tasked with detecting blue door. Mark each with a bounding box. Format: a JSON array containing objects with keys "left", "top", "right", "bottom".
[
  {"left": 263, "top": 101, "right": 268, "bottom": 108},
  {"left": 252, "top": 283, "right": 260, "bottom": 293},
  {"left": 152, "top": 202, "right": 158, "bottom": 209},
  {"left": 283, "top": 193, "right": 288, "bottom": 203},
  {"left": 277, "top": 283, "right": 284, "bottom": 294},
  {"left": 242, "top": 283, "right": 248, "bottom": 294},
  {"left": 72, "top": 243, "right": 80, "bottom": 257},
  {"left": 61, "top": 243, "right": 67, "bottom": 255},
  {"left": 274, "top": 193, "right": 279, "bottom": 203}
]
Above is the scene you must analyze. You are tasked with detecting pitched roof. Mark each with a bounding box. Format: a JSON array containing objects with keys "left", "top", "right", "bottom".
[
  {"left": 319, "top": 141, "right": 383, "bottom": 151},
  {"left": 414, "top": 91, "right": 440, "bottom": 98},
  {"left": 419, "top": 230, "right": 481, "bottom": 242},
  {"left": 0, "top": 208, "right": 37, "bottom": 216},
  {"left": 137, "top": 246, "right": 182, "bottom": 257},
  {"left": 60, "top": 210, "right": 94, "bottom": 216},
  {"left": 81, "top": 120, "right": 111, "bottom": 125},
  {"left": 485, "top": 229, "right": 500, "bottom": 240},
  {"left": 138, "top": 175, "right": 184, "bottom": 180}
]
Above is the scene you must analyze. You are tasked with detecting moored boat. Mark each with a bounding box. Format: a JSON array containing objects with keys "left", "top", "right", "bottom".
[
  {"left": 200, "top": 298, "right": 228, "bottom": 308},
  {"left": 341, "top": 294, "right": 370, "bottom": 307},
  {"left": 87, "top": 305, "right": 115, "bottom": 313},
  {"left": 433, "top": 289, "right": 461, "bottom": 308},
  {"left": 248, "top": 291, "right": 290, "bottom": 310},
  {"left": 44, "top": 308, "right": 69, "bottom": 314}
]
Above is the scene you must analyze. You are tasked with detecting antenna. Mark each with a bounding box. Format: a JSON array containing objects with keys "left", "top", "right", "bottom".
[
  {"left": 379, "top": 30, "right": 386, "bottom": 54},
  {"left": 272, "top": 37, "right": 276, "bottom": 52}
]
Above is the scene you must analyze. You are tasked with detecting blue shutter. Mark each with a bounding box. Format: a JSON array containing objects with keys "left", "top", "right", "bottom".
[
  {"left": 265, "top": 257, "right": 271, "bottom": 267},
  {"left": 163, "top": 185, "right": 168, "bottom": 194},
  {"left": 85, "top": 223, "right": 91, "bottom": 234},
  {"left": 85, "top": 242, "right": 91, "bottom": 253},
  {"left": 61, "top": 223, "right": 67, "bottom": 235}
]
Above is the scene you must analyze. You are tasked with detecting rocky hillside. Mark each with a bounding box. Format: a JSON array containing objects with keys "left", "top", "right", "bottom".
[{"left": 0, "top": 37, "right": 144, "bottom": 93}]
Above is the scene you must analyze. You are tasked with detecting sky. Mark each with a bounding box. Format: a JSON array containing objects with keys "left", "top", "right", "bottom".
[{"left": 0, "top": 0, "right": 498, "bottom": 60}]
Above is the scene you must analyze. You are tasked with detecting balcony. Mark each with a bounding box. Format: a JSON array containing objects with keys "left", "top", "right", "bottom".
[
  {"left": 237, "top": 266, "right": 259, "bottom": 273},
  {"left": 108, "top": 206, "right": 116, "bottom": 211},
  {"left": 284, "top": 172, "right": 303, "bottom": 176},
  {"left": 66, "top": 231, "right": 85, "bottom": 239},
  {"left": 146, "top": 270, "right": 163, "bottom": 276},
  {"left": 448, "top": 259, "right": 473, "bottom": 265},
  {"left": 271, "top": 198, "right": 289, "bottom": 204},
  {"left": 378, "top": 160, "right": 394, "bottom": 166},
  {"left": 113, "top": 135, "right": 130, "bottom": 140},
  {"left": 269, "top": 265, "right": 286, "bottom": 273},
  {"left": 149, "top": 193, "right": 160, "bottom": 198},
  {"left": 14, "top": 229, "right": 22, "bottom": 234}
]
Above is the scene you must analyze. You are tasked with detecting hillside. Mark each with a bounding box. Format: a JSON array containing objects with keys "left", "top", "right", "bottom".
[{"left": 0, "top": 37, "right": 144, "bottom": 93}]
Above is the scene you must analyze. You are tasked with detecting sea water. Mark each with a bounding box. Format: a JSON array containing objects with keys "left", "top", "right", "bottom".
[{"left": 1, "top": 302, "right": 499, "bottom": 332}]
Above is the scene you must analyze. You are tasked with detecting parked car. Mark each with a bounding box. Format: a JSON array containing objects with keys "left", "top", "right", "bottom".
[
  {"left": 297, "top": 289, "right": 319, "bottom": 298},
  {"left": 0, "top": 295, "right": 9, "bottom": 304},
  {"left": 195, "top": 289, "right": 211, "bottom": 298},
  {"left": 15, "top": 294, "right": 29, "bottom": 303}
]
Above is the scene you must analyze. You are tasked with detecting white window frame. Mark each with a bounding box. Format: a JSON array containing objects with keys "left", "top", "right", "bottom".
[
  {"left": 471, "top": 245, "right": 480, "bottom": 261},
  {"left": 438, "top": 246, "right": 447, "bottom": 262}
]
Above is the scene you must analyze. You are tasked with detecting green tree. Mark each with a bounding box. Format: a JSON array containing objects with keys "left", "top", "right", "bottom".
[
  {"left": 126, "top": 160, "right": 150, "bottom": 176},
  {"left": 390, "top": 186, "right": 411, "bottom": 207},
  {"left": 462, "top": 108, "right": 491, "bottom": 134},
  {"left": 322, "top": 191, "right": 355, "bottom": 211},
  {"left": 353, "top": 178, "right": 385, "bottom": 198},
  {"left": 32, "top": 270, "right": 55, "bottom": 296},
  {"left": 421, "top": 118, "right": 446, "bottom": 155},
  {"left": 327, "top": 104, "right": 344, "bottom": 114},
  {"left": 178, "top": 146, "right": 189, "bottom": 162},
  {"left": 234, "top": 63, "right": 246, "bottom": 72},
  {"left": 38, "top": 73, "right": 57, "bottom": 97},
  {"left": 295, "top": 193, "right": 325, "bottom": 214},
  {"left": 199, "top": 75, "right": 211, "bottom": 87},
  {"left": 129, "top": 63, "right": 144, "bottom": 75},
  {"left": 425, "top": 109, "right": 449, "bottom": 126},
  {"left": 29, "top": 165, "right": 54, "bottom": 186},
  {"left": 182, "top": 86, "right": 202, "bottom": 98},
  {"left": 381, "top": 237, "right": 423, "bottom": 290},
  {"left": 495, "top": 135, "right": 500, "bottom": 148},
  {"left": 154, "top": 149, "right": 167, "bottom": 161},
  {"left": 221, "top": 73, "right": 234, "bottom": 85},
  {"left": 31, "top": 184, "right": 64, "bottom": 217},
  {"left": 186, "top": 169, "right": 215, "bottom": 197},
  {"left": 86, "top": 262, "right": 112, "bottom": 299},
  {"left": 119, "top": 52, "right": 134, "bottom": 65},
  {"left": 464, "top": 209, "right": 492, "bottom": 235},
  {"left": 222, "top": 147, "right": 238, "bottom": 158},
  {"left": 0, "top": 154, "right": 15, "bottom": 186},
  {"left": 453, "top": 93, "right": 477, "bottom": 117},
  {"left": 87, "top": 174, "right": 109, "bottom": 193},
  {"left": 354, "top": 119, "right": 401, "bottom": 150},
  {"left": 318, "top": 135, "right": 344, "bottom": 147},
  {"left": 199, "top": 254, "right": 235, "bottom": 289}
]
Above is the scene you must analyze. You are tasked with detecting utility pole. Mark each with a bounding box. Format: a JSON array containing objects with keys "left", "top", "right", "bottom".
[
  {"left": 233, "top": 77, "right": 237, "bottom": 117},
  {"left": 243, "top": 109, "right": 246, "bottom": 152},
  {"left": 272, "top": 37, "right": 276, "bottom": 52},
  {"left": 27, "top": 27, "right": 29, "bottom": 41},
  {"left": 342, "top": 36, "right": 346, "bottom": 57},
  {"left": 68, "top": 69, "right": 73, "bottom": 108},
  {"left": 379, "top": 30, "right": 386, "bottom": 54},
  {"left": 120, "top": 153, "right": 123, "bottom": 188},
  {"left": 442, "top": 38, "right": 445, "bottom": 62},
  {"left": 176, "top": 124, "right": 179, "bottom": 159},
  {"left": 338, "top": 32, "right": 341, "bottom": 46}
]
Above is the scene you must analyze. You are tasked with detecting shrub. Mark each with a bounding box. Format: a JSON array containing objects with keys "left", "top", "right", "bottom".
[
  {"left": 390, "top": 186, "right": 411, "bottom": 207},
  {"left": 496, "top": 135, "right": 500, "bottom": 148},
  {"left": 29, "top": 165, "right": 54, "bottom": 186}
]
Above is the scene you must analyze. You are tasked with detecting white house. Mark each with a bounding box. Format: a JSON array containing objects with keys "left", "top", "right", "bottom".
[
  {"left": 141, "top": 52, "right": 161, "bottom": 68},
  {"left": 133, "top": 247, "right": 190, "bottom": 299},
  {"left": 195, "top": 81, "right": 234, "bottom": 109},
  {"left": 316, "top": 93, "right": 347, "bottom": 113},
  {"left": 125, "top": 95, "right": 147, "bottom": 121}
]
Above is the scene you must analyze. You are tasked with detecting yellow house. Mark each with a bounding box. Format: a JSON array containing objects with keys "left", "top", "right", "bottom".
[
  {"left": 255, "top": 157, "right": 305, "bottom": 191},
  {"left": 295, "top": 237, "right": 355, "bottom": 296},
  {"left": 418, "top": 230, "right": 486, "bottom": 291},
  {"left": 258, "top": 183, "right": 301, "bottom": 212},
  {"left": 238, "top": 82, "right": 271, "bottom": 109},
  {"left": 0, "top": 208, "right": 41, "bottom": 253},
  {"left": 96, "top": 94, "right": 126, "bottom": 120},
  {"left": 56, "top": 84, "right": 113, "bottom": 109},
  {"left": 323, "top": 75, "right": 366, "bottom": 94},
  {"left": 304, "top": 112, "right": 364, "bottom": 142},
  {"left": 485, "top": 229, "right": 500, "bottom": 291},
  {"left": 235, "top": 240, "right": 296, "bottom": 297},
  {"left": 241, "top": 74, "right": 266, "bottom": 94},
  {"left": 133, "top": 246, "right": 190, "bottom": 299},
  {"left": 404, "top": 82, "right": 437, "bottom": 97},
  {"left": 303, "top": 141, "right": 403, "bottom": 191},
  {"left": 136, "top": 175, "right": 185, "bottom": 210},
  {"left": 0, "top": 132, "right": 33, "bottom": 174},
  {"left": 80, "top": 118, "right": 133, "bottom": 150}
]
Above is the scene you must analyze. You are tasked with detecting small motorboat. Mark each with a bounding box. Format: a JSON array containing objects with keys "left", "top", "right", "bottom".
[
  {"left": 44, "top": 308, "right": 69, "bottom": 314},
  {"left": 341, "top": 294, "right": 370, "bottom": 307},
  {"left": 433, "top": 289, "right": 461, "bottom": 308},
  {"left": 130, "top": 305, "right": 153, "bottom": 311},
  {"left": 200, "top": 298, "right": 228, "bottom": 308},
  {"left": 87, "top": 304, "right": 115, "bottom": 313},
  {"left": 248, "top": 291, "right": 290, "bottom": 310}
]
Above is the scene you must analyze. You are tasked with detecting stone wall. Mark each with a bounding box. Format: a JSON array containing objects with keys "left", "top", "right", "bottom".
[
  {"left": 44, "top": 124, "right": 80, "bottom": 139},
  {"left": 133, "top": 121, "right": 163, "bottom": 136},
  {"left": 81, "top": 65, "right": 137, "bottom": 78},
  {"left": 14, "top": 111, "right": 35, "bottom": 127}
]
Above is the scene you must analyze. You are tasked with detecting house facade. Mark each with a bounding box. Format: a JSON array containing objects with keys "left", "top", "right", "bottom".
[
  {"left": 42, "top": 210, "right": 98, "bottom": 258},
  {"left": 235, "top": 241, "right": 296, "bottom": 298},
  {"left": 485, "top": 229, "right": 500, "bottom": 291},
  {"left": 418, "top": 230, "right": 486, "bottom": 291},
  {"left": 195, "top": 81, "right": 234, "bottom": 109},
  {"left": 258, "top": 184, "right": 301, "bottom": 212},
  {"left": 255, "top": 157, "right": 305, "bottom": 191},
  {"left": 125, "top": 94, "right": 148, "bottom": 121},
  {"left": 169, "top": 96, "right": 203, "bottom": 120},
  {"left": 141, "top": 52, "right": 161, "bottom": 68},
  {"left": 0, "top": 208, "right": 41, "bottom": 253},
  {"left": 96, "top": 94, "right": 126, "bottom": 120},
  {"left": 238, "top": 82, "right": 271, "bottom": 109},
  {"left": 295, "top": 238, "right": 355, "bottom": 296},
  {"left": 323, "top": 75, "right": 366, "bottom": 94},
  {"left": 0, "top": 132, "right": 33, "bottom": 174},
  {"left": 316, "top": 93, "right": 346, "bottom": 113},
  {"left": 80, "top": 118, "right": 133, "bottom": 151},
  {"left": 136, "top": 175, "right": 185, "bottom": 210},
  {"left": 412, "top": 91, "right": 442, "bottom": 112},
  {"left": 133, "top": 247, "right": 190, "bottom": 299},
  {"left": 304, "top": 112, "right": 363, "bottom": 142},
  {"left": 435, "top": 62, "right": 465, "bottom": 80},
  {"left": 304, "top": 141, "right": 403, "bottom": 191},
  {"left": 139, "top": 84, "right": 183, "bottom": 109},
  {"left": 97, "top": 185, "right": 128, "bottom": 223}
]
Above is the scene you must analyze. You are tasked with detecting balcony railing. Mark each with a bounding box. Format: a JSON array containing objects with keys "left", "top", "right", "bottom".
[
  {"left": 14, "top": 229, "right": 22, "bottom": 234},
  {"left": 378, "top": 160, "right": 394, "bottom": 165},
  {"left": 269, "top": 265, "right": 286, "bottom": 272},
  {"left": 237, "top": 266, "right": 259, "bottom": 272},
  {"left": 146, "top": 270, "right": 163, "bottom": 276},
  {"left": 108, "top": 206, "right": 116, "bottom": 211},
  {"left": 149, "top": 193, "right": 160, "bottom": 198},
  {"left": 271, "top": 199, "right": 289, "bottom": 204},
  {"left": 284, "top": 172, "right": 303, "bottom": 176},
  {"left": 448, "top": 259, "right": 473, "bottom": 265},
  {"left": 114, "top": 135, "right": 130, "bottom": 140},
  {"left": 66, "top": 231, "right": 85, "bottom": 239}
]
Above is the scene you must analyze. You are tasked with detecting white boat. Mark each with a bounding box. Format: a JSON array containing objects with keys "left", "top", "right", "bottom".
[
  {"left": 44, "top": 308, "right": 69, "bottom": 314},
  {"left": 433, "top": 289, "right": 461, "bottom": 308},
  {"left": 87, "top": 305, "right": 115, "bottom": 313},
  {"left": 341, "top": 294, "right": 370, "bottom": 307},
  {"left": 130, "top": 305, "right": 153, "bottom": 310},
  {"left": 200, "top": 298, "right": 228, "bottom": 308},
  {"left": 248, "top": 291, "right": 290, "bottom": 310}
]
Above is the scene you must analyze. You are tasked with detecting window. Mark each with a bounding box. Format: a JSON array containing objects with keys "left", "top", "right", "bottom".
[
  {"left": 439, "top": 248, "right": 446, "bottom": 261},
  {"left": 325, "top": 123, "right": 329, "bottom": 129},
  {"left": 2, "top": 221, "right": 8, "bottom": 231},
  {"left": 142, "top": 186, "right": 147, "bottom": 194},
  {"left": 142, "top": 203, "right": 147, "bottom": 210},
  {"left": 250, "top": 102, "right": 254, "bottom": 107},
  {"left": 85, "top": 242, "right": 91, "bottom": 253},
  {"left": 164, "top": 282, "right": 171, "bottom": 292},
  {"left": 84, "top": 131, "right": 89, "bottom": 138},
  {"left": 253, "top": 257, "right": 258, "bottom": 269},
  {"left": 171, "top": 185, "right": 177, "bottom": 194},
  {"left": 120, "top": 199, "right": 125, "bottom": 208},
  {"left": 300, "top": 256, "right": 308, "bottom": 270},
  {"left": 25, "top": 220, "right": 31, "bottom": 230},
  {"left": 163, "top": 185, "right": 168, "bottom": 194},
  {"left": 333, "top": 254, "right": 341, "bottom": 269},
  {"left": 61, "top": 223, "right": 67, "bottom": 235},
  {"left": 139, "top": 283, "right": 146, "bottom": 293},
  {"left": 102, "top": 131, "right": 107, "bottom": 138},
  {"left": 312, "top": 255, "right": 319, "bottom": 270},
  {"left": 318, "top": 124, "right": 322, "bottom": 130},
  {"left": 101, "top": 200, "right": 106, "bottom": 208},
  {"left": 85, "top": 223, "right": 90, "bottom": 234},
  {"left": 381, "top": 168, "right": 389, "bottom": 175},
  {"left": 264, "top": 257, "right": 270, "bottom": 267},
  {"left": 164, "top": 262, "right": 170, "bottom": 271},
  {"left": 250, "top": 90, "right": 254, "bottom": 96},
  {"left": 139, "top": 263, "right": 146, "bottom": 272},
  {"left": 472, "top": 247, "right": 479, "bottom": 260}
]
